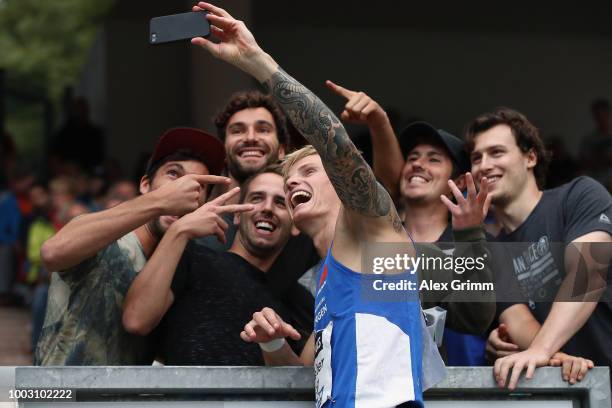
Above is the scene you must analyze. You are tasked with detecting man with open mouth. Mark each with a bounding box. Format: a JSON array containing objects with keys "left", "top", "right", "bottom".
[
  {"left": 186, "top": 3, "right": 452, "bottom": 406},
  {"left": 122, "top": 165, "right": 314, "bottom": 365}
]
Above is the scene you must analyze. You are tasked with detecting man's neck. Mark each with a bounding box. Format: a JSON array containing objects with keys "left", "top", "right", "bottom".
[
  {"left": 228, "top": 235, "right": 280, "bottom": 272},
  {"left": 402, "top": 200, "right": 448, "bottom": 243},
  {"left": 134, "top": 224, "right": 160, "bottom": 258},
  {"left": 301, "top": 211, "right": 338, "bottom": 259},
  {"left": 494, "top": 179, "right": 543, "bottom": 233}
]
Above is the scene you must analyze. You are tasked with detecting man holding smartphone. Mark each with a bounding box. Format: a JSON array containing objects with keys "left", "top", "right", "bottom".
[{"left": 188, "top": 3, "right": 451, "bottom": 406}]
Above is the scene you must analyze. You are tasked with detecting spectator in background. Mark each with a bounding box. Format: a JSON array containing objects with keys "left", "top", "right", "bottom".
[
  {"left": 0, "top": 177, "right": 21, "bottom": 305},
  {"left": 48, "top": 177, "right": 87, "bottom": 230},
  {"left": 25, "top": 183, "right": 56, "bottom": 351},
  {"left": 466, "top": 107, "right": 611, "bottom": 389},
  {"left": 579, "top": 99, "right": 612, "bottom": 190},
  {"left": 105, "top": 179, "right": 138, "bottom": 209},
  {"left": 36, "top": 128, "right": 229, "bottom": 365},
  {"left": 49, "top": 96, "right": 105, "bottom": 175}
]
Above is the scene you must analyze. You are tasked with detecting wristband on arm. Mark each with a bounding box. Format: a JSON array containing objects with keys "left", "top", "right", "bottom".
[{"left": 259, "top": 338, "right": 286, "bottom": 352}]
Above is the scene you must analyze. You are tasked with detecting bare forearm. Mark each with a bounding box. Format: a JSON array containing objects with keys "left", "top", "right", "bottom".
[
  {"left": 370, "top": 115, "right": 404, "bottom": 200},
  {"left": 262, "top": 335, "right": 314, "bottom": 366},
  {"left": 262, "top": 342, "right": 304, "bottom": 366},
  {"left": 41, "top": 194, "right": 162, "bottom": 271},
  {"left": 122, "top": 224, "right": 188, "bottom": 335},
  {"left": 529, "top": 302, "right": 597, "bottom": 355}
]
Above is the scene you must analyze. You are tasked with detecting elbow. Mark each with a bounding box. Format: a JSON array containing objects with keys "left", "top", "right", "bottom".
[
  {"left": 122, "top": 309, "right": 153, "bottom": 336},
  {"left": 40, "top": 239, "right": 62, "bottom": 271}
]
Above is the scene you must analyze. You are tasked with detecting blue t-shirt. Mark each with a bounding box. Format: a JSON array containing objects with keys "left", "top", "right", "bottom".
[{"left": 313, "top": 248, "right": 430, "bottom": 408}]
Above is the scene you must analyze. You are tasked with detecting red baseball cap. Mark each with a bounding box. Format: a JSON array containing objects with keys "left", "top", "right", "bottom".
[{"left": 147, "top": 127, "right": 225, "bottom": 176}]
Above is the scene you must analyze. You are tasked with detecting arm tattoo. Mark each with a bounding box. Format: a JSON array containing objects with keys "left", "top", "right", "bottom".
[{"left": 264, "top": 68, "right": 402, "bottom": 231}]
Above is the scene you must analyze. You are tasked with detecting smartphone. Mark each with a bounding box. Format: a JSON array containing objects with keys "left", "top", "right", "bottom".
[{"left": 149, "top": 11, "right": 210, "bottom": 45}]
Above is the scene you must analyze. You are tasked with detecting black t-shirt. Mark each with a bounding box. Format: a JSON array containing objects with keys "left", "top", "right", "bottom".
[
  {"left": 158, "top": 243, "right": 314, "bottom": 365},
  {"left": 495, "top": 176, "right": 612, "bottom": 366}
]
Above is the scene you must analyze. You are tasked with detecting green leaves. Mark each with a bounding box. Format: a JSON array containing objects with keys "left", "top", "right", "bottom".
[{"left": 0, "top": 0, "right": 115, "bottom": 100}]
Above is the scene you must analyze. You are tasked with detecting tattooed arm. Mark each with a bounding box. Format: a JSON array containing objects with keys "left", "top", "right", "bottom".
[{"left": 191, "top": 2, "right": 402, "bottom": 232}]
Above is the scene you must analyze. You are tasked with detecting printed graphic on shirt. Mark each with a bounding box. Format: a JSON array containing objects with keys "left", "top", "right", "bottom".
[{"left": 509, "top": 235, "right": 562, "bottom": 305}]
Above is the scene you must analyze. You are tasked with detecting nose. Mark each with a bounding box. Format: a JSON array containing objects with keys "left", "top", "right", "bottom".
[
  {"left": 286, "top": 176, "right": 300, "bottom": 192},
  {"left": 409, "top": 157, "right": 425, "bottom": 172},
  {"left": 478, "top": 154, "right": 494, "bottom": 173},
  {"left": 261, "top": 196, "right": 275, "bottom": 214},
  {"left": 245, "top": 126, "right": 257, "bottom": 142}
]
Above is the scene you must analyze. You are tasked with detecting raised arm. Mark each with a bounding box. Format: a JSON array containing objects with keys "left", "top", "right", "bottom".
[
  {"left": 325, "top": 80, "right": 405, "bottom": 201},
  {"left": 41, "top": 174, "right": 229, "bottom": 272},
  {"left": 191, "top": 2, "right": 402, "bottom": 232}
]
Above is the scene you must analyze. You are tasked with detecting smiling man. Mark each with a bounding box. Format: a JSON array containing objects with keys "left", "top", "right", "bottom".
[
  {"left": 35, "top": 128, "right": 229, "bottom": 365},
  {"left": 122, "top": 165, "right": 314, "bottom": 364},
  {"left": 465, "top": 107, "right": 612, "bottom": 389}
]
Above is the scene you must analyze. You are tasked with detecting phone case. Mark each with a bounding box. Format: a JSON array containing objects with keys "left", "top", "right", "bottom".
[{"left": 149, "top": 11, "right": 210, "bottom": 45}]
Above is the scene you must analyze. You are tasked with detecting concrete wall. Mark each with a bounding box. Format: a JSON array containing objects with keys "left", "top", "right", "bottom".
[
  {"left": 257, "top": 27, "right": 612, "bottom": 154},
  {"left": 75, "top": 2, "right": 612, "bottom": 175}
]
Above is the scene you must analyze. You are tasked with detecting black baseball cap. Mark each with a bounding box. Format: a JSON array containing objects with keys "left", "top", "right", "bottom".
[
  {"left": 147, "top": 127, "right": 225, "bottom": 176},
  {"left": 398, "top": 121, "right": 470, "bottom": 174}
]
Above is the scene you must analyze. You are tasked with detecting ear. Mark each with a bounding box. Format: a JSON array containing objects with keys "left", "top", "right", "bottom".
[
  {"left": 139, "top": 175, "right": 151, "bottom": 195},
  {"left": 453, "top": 173, "right": 467, "bottom": 191},
  {"left": 290, "top": 224, "right": 300, "bottom": 237},
  {"left": 278, "top": 144, "right": 286, "bottom": 160},
  {"left": 526, "top": 148, "right": 538, "bottom": 170},
  {"left": 234, "top": 212, "right": 241, "bottom": 226}
]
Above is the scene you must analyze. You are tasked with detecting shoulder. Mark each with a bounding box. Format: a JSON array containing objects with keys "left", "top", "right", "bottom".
[{"left": 556, "top": 176, "right": 610, "bottom": 198}]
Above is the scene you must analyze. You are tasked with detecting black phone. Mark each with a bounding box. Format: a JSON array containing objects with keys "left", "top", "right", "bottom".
[{"left": 149, "top": 11, "right": 210, "bottom": 45}]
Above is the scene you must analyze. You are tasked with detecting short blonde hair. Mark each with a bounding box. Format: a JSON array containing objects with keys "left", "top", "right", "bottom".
[{"left": 281, "top": 145, "right": 318, "bottom": 181}]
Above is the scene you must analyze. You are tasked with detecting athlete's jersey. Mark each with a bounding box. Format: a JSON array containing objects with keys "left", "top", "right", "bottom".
[{"left": 314, "top": 248, "right": 436, "bottom": 408}]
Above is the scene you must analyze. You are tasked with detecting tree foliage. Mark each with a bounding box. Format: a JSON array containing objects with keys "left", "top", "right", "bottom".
[{"left": 0, "top": 0, "right": 115, "bottom": 100}]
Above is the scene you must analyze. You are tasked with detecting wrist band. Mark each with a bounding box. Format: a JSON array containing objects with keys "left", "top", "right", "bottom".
[{"left": 259, "top": 338, "right": 286, "bottom": 352}]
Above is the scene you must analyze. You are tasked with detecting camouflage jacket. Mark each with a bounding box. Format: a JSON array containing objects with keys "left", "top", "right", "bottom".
[{"left": 35, "top": 232, "right": 151, "bottom": 365}]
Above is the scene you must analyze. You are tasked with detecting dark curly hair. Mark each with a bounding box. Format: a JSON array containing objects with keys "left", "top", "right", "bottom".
[
  {"left": 214, "top": 91, "right": 289, "bottom": 146},
  {"left": 464, "top": 107, "right": 551, "bottom": 188}
]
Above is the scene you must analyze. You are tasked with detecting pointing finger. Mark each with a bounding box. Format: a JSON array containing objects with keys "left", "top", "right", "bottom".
[
  {"left": 325, "top": 80, "right": 355, "bottom": 100},
  {"left": 210, "top": 186, "right": 241, "bottom": 205},
  {"left": 216, "top": 203, "right": 255, "bottom": 214},
  {"left": 192, "top": 175, "right": 231, "bottom": 186}
]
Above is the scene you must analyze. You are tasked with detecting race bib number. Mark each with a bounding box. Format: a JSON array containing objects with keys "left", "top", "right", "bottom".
[{"left": 314, "top": 321, "right": 333, "bottom": 408}]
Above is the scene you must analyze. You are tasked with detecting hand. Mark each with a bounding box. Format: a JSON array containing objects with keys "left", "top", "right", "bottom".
[
  {"left": 486, "top": 323, "right": 520, "bottom": 361},
  {"left": 153, "top": 174, "right": 230, "bottom": 216},
  {"left": 549, "top": 352, "right": 594, "bottom": 384},
  {"left": 191, "top": 2, "right": 267, "bottom": 76},
  {"left": 494, "top": 346, "right": 552, "bottom": 390},
  {"left": 325, "top": 80, "right": 387, "bottom": 127},
  {"left": 441, "top": 173, "right": 492, "bottom": 230},
  {"left": 240, "top": 307, "right": 301, "bottom": 344},
  {"left": 178, "top": 186, "right": 253, "bottom": 243}
]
